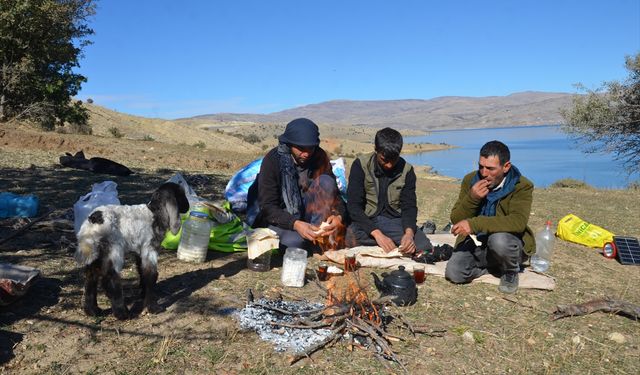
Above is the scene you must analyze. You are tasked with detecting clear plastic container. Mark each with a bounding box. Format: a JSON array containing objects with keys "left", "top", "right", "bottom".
[
  {"left": 177, "top": 211, "right": 211, "bottom": 263},
  {"left": 281, "top": 247, "right": 308, "bottom": 287},
  {"left": 247, "top": 228, "right": 278, "bottom": 272},
  {"left": 531, "top": 220, "right": 555, "bottom": 272}
]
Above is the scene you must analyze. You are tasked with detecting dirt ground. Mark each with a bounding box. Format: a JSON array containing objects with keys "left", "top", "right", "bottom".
[{"left": 1, "top": 122, "right": 639, "bottom": 374}]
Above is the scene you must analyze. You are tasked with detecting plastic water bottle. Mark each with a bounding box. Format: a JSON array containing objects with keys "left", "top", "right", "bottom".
[
  {"left": 177, "top": 211, "right": 211, "bottom": 263},
  {"left": 531, "top": 220, "right": 555, "bottom": 272},
  {"left": 0, "top": 193, "right": 39, "bottom": 218}
]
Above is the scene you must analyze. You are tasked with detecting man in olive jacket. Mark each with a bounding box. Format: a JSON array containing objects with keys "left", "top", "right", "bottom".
[
  {"left": 445, "top": 140, "right": 534, "bottom": 293},
  {"left": 347, "top": 127, "right": 430, "bottom": 255}
]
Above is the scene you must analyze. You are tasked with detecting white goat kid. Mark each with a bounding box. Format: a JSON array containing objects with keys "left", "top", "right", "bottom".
[{"left": 75, "top": 182, "right": 189, "bottom": 319}]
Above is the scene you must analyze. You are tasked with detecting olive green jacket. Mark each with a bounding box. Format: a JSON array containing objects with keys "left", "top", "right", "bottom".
[
  {"left": 450, "top": 171, "right": 536, "bottom": 255},
  {"left": 358, "top": 152, "right": 412, "bottom": 217}
]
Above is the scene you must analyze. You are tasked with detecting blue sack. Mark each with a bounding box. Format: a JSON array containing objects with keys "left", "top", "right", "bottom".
[
  {"left": 225, "top": 157, "right": 349, "bottom": 215},
  {"left": 0, "top": 192, "right": 39, "bottom": 218},
  {"left": 224, "top": 158, "right": 263, "bottom": 213}
]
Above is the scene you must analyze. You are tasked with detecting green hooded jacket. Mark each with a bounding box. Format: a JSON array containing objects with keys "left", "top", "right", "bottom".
[{"left": 450, "top": 171, "right": 536, "bottom": 255}]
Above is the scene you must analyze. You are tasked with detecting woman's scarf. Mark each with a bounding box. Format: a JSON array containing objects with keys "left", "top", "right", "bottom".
[
  {"left": 277, "top": 143, "right": 303, "bottom": 218},
  {"left": 471, "top": 165, "right": 521, "bottom": 217}
]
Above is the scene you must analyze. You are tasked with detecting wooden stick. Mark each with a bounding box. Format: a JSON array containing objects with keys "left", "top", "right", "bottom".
[
  {"left": 288, "top": 323, "right": 346, "bottom": 365},
  {"left": 551, "top": 298, "right": 640, "bottom": 321},
  {"left": 0, "top": 209, "right": 55, "bottom": 247}
]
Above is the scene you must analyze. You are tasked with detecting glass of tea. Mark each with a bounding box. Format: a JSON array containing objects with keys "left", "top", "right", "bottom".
[
  {"left": 413, "top": 264, "right": 426, "bottom": 284},
  {"left": 317, "top": 263, "right": 328, "bottom": 281},
  {"left": 344, "top": 254, "right": 357, "bottom": 272}
]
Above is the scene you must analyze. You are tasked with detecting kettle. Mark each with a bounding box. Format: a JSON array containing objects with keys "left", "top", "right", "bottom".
[{"left": 371, "top": 265, "right": 417, "bottom": 306}]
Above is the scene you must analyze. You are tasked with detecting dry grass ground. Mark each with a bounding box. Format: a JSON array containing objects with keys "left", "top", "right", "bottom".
[{"left": 1, "top": 116, "right": 639, "bottom": 374}]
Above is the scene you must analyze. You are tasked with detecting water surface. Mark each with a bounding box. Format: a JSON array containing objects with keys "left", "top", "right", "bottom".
[{"left": 403, "top": 126, "right": 637, "bottom": 188}]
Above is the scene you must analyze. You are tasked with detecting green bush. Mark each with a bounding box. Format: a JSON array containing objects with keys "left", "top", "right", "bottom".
[
  {"left": 550, "top": 178, "right": 591, "bottom": 189},
  {"left": 627, "top": 181, "right": 640, "bottom": 190},
  {"left": 108, "top": 127, "right": 123, "bottom": 138},
  {"left": 243, "top": 134, "right": 262, "bottom": 144},
  {"left": 142, "top": 134, "right": 154, "bottom": 141},
  {"left": 193, "top": 141, "right": 206, "bottom": 149}
]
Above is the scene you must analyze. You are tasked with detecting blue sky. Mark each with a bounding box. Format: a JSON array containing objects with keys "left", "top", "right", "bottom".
[{"left": 77, "top": 0, "right": 640, "bottom": 119}]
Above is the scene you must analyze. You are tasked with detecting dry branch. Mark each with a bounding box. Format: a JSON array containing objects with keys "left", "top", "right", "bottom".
[
  {"left": 0, "top": 209, "right": 54, "bottom": 247},
  {"left": 287, "top": 323, "right": 346, "bottom": 365},
  {"left": 551, "top": 298, "right": 640, "bottom": 321}
]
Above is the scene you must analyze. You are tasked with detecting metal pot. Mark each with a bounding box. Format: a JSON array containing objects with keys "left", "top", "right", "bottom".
[{"left": 371, "top": 265, "right": 417, "bottom": 306}]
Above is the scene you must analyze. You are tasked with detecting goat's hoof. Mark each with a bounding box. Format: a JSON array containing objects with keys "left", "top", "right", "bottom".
[
  {"left": 146, "top": 302, "right": 164, "bottom": 314},
  {"left": 113, "top": 308, "right": 130, "bottom": 320},
  {"left": 83, "top": 305, "right": 102, "bottom": 317}
]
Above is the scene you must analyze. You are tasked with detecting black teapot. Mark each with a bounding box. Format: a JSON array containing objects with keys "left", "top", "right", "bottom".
[{"left": 371, "top": 265, "right": 417, "bottom": 306}]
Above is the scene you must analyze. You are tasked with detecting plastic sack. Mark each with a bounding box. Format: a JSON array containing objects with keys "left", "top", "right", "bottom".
[
  {"left": 161, "top": 200, "right": 248, "bottom": 252},
  {"left": 330, "top": 157, "right": 348, "bottom": 203},
  {"left": 167, "top": 173, "right": 200, "bottom": 208},
  {"left": 73, "top": 181, "right": 120, "bottom": 234},
  {"left": 556, "top": 214, "right": 614, "bottom": 249},
  {"left": 224, "top": 158, "right": 263, "bottom": 213},
  {"left": 224, "top": 157, "right": 349, "bottom": 213},
  {"left": 0, "top": 192, "right": 39, "bottom": 218}
]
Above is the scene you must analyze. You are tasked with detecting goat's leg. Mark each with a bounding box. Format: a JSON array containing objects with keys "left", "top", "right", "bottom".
[
  {"left": 134, "top": 254, "right": 144, "bottom": 291},
  {"left": 139, "top": 251, "right": 163, "bottom": 314},
  {"left": 82, "top": 261, "right": 102, "bottom": 316},
  {"left": 101, "top": 262, "right": 129, "bottom": 320}
]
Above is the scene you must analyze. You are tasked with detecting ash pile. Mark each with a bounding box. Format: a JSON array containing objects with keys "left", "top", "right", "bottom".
[{"left": 237, "top": 298, "right": 333, "bottom": 353}]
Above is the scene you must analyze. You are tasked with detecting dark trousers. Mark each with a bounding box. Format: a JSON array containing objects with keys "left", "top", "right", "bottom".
[
  {"left": 445, "top": 232, "right": 524, "bottom": 284},
  {"left": 348, "top": 215, "right": 431, "bottom": 252}
]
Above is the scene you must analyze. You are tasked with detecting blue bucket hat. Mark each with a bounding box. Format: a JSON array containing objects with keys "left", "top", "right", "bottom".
[{"left": 278, "top": 118, "right": 320, "bottom": 147}]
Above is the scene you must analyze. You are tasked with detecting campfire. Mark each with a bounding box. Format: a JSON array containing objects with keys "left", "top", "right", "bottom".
[{"left": 238, "top": 270, "right": 446, "bottom": 372}]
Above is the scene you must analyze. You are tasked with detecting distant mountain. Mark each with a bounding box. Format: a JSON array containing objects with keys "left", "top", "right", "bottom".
[{"left": 187, "top": 91, "right": 574, "bottom": 130}]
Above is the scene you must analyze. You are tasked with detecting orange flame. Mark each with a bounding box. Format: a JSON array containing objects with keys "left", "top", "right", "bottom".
[
  {"left": 325, "top": 271, "right": 381, "bottom": 325},
  {"left": 303, "top": 153, "right": 346, "bottom": 252}
]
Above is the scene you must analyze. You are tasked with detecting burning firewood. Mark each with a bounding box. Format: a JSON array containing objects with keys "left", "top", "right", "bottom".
[
  {"left": 240, "top": 271, "right": 446, "bottom": 373},
  {"left": 551, "top": 298, "right": 640, "bottom": 321}
]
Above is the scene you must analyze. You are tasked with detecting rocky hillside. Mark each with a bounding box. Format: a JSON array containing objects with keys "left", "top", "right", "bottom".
[{"left": 187, "top": 91, "right": 573, "bottom": 130}]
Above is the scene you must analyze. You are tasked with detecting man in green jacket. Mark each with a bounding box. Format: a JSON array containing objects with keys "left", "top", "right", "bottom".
[{"left": 445, "top": 140, "right": 535, "bottom": 293}]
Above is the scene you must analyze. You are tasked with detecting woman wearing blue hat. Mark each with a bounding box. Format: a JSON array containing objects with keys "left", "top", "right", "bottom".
[{"left": 247, "top": 118, "right": 346, "bottom": 252}]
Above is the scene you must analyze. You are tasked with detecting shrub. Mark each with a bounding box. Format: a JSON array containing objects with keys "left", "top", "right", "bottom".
[
  {"left": 550, "top": 178, "right": 591, "bottom": 189},
  {"left": 243, "top": 134, "right": 262, "bottom": 144},
  {"left": 627, "top": 181, "right": 640, "bottom": 190},
  {"left": 69, "top": 121, "right": 92, "bottom": 135},
  {"left": 108, "top": 127, "right": 123, "bottom": 138},
  {"left": 193, "top": 141, "right": 206, "bottom": 149},
  {"left": 142, "top": 134, "right": 154, "bottom": 141}
]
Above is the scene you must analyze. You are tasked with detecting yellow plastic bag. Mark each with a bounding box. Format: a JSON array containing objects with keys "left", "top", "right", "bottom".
[{"left": 556, "top": 214, "right": 614, "bottom": 249}]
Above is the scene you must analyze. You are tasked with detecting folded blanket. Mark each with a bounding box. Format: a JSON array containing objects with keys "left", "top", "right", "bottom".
[{"left": 318, "top": 234, "right": 555, "bottom": 291}]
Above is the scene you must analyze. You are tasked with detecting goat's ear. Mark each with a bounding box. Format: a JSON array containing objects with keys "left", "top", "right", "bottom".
[
  {"left": 149, "top": 183, "right": 186, "bottom": 235},
  {"left": 165, "top": 197, "right": 181, "bottom": 235}
]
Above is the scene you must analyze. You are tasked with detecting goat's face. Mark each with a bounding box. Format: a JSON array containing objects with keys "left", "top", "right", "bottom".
[{"left": 148, "top": 182, "right": 190, "bottom": 234}]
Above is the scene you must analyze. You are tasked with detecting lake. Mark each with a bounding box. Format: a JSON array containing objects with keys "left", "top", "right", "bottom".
[{"left": 403, "top": 125, "right": 638, "bottom": 189}]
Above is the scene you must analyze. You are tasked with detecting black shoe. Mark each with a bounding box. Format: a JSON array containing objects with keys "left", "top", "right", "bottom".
[
  {"left": 498, "top": 271, "right": 519, "bottom": 294},
  {"left": 412, "top": 244, "right": 454, "bottom": 264}
]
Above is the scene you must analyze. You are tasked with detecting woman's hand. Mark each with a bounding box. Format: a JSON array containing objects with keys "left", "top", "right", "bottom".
[
  {"left": 294, "top": 220, "right": 319, "bottom": 241},
  {"left": 319, "top": 214, "right": 343, "bottom": 236}
]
